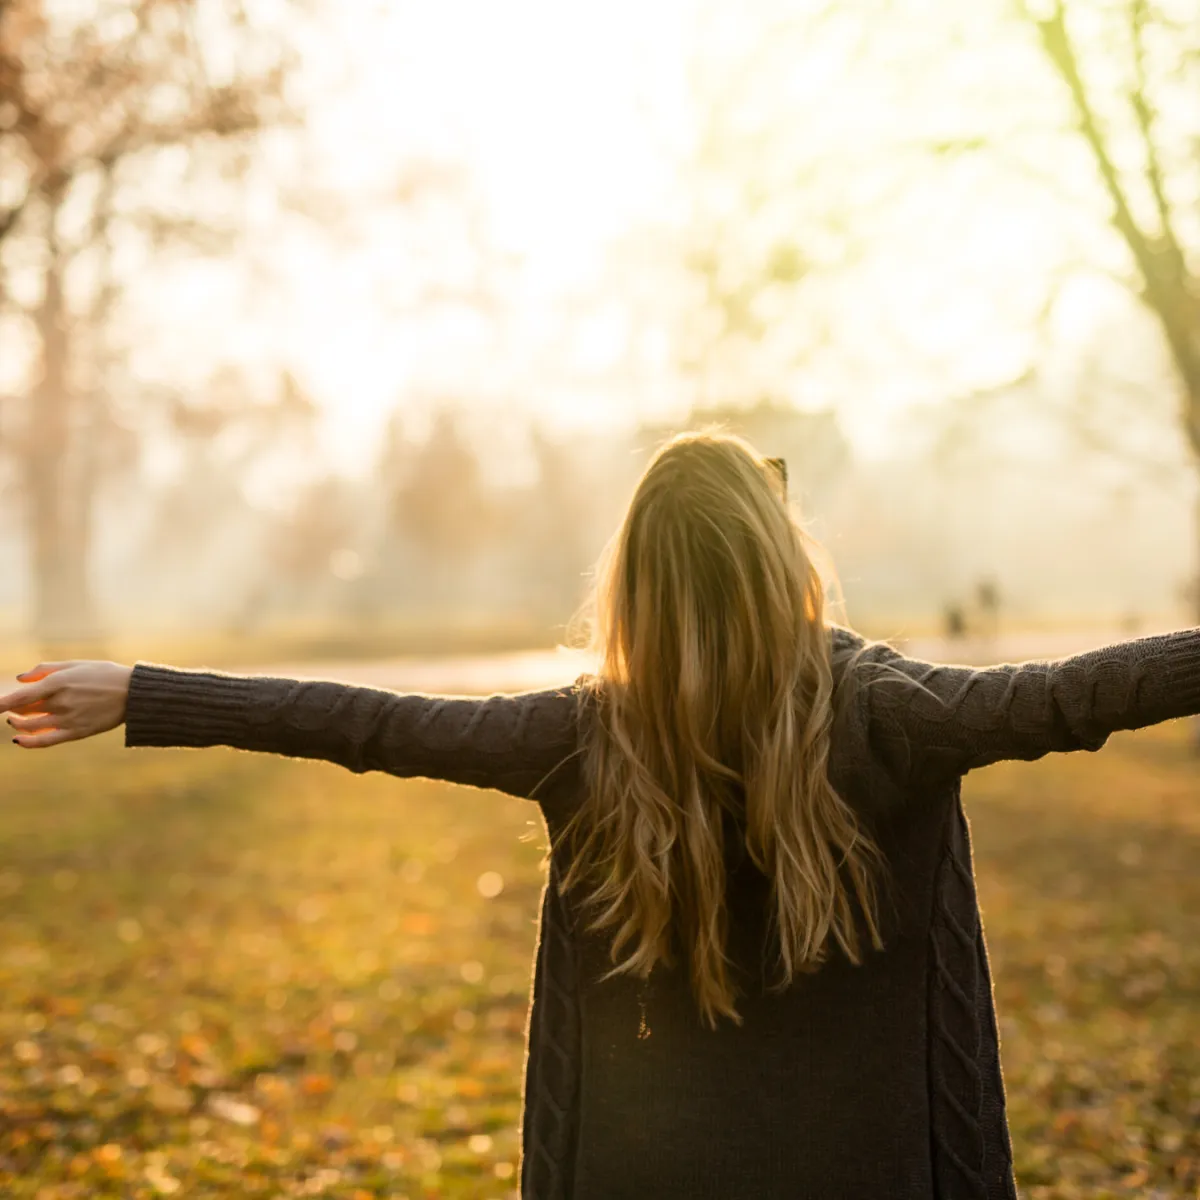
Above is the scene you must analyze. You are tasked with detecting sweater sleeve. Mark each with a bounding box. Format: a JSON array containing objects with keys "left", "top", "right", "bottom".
[
  {"left": 123, "top": 664, "right": 584, "bottom": 804},
  {"left": 849, "top": 628, "right": 1200, "bottom": 786}
]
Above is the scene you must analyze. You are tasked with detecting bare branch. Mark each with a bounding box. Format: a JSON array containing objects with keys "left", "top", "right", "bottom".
[
  {"left": 0, "top": 191, "right": 27, "bottom": 240},
  {"left": 1023, "top": 0, "right": 1200, "bottom": 457},
  {"left": 1033, "top": 2, "right": 1159, "bottom": 289},
  {"left": 1128, "top": 0, "right": 1187, "bottom": 286}
]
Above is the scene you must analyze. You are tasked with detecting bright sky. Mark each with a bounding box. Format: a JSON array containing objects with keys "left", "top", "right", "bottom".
[
  {"left": 122, "top": 0, "right": 1161, "bottom": 478},
  {"left": 274, "top": 0, "right": 695, "bottom": 469}
]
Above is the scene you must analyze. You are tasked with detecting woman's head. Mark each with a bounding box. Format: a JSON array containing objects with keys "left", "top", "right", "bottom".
[
  {"left": 558, "top": 428, "right": 883, "bottom": 1029},
  {"left": 592, "top": 431, "right": 815, "bottom": 705}
]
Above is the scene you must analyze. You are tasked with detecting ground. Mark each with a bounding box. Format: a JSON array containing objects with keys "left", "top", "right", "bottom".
[{"left": 0, "top": 720, "right": 1196, "bottom": 1198}]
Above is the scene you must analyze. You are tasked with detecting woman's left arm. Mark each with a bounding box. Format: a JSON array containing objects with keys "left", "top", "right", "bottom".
[
  {"left": 3, "top": 661, "right": 584, "bottom": 804},
  {"left": 855, "top": 627, "right": 1200, "bottom": 788}
]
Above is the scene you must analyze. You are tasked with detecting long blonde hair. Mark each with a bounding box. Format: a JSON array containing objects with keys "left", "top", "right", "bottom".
[{"left": 555, "top": 429, "right": 885, "bottom": 1030}]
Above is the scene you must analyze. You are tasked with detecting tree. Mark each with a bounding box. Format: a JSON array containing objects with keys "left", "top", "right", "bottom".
[
  {"left": 133, "top": 368, "right": 321, "bottom": 632},
  {"left": 373, "top": 407, "right": 501, "bottom": 612},
  {"left": 1015, "top": 0, "right": 1200, "bottom": 605},
  {"left": 611, "top": 2, "right": 852, "bottom": 415},
  {"left": 0, "top": 0, "right": 294, "bottom": 647},
  {"left": 264, "top": 475, "right": 361, "bottom": 607},
  {"left": 519, "top": 427, "right": 598, "bottom": 620}
]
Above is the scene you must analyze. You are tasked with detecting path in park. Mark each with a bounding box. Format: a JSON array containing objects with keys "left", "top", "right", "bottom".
[{"left": 238, "top": 625, "right": 1150, "bottom": 695}]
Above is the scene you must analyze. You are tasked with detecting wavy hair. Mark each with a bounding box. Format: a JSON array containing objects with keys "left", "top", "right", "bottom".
[{"left": 555, "top": 429, "right": 886, "bottom": 1029}]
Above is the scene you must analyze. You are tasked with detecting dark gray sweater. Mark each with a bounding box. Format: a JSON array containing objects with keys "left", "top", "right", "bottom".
[{"left": 123, "top": 625, "right": 1200, "bottom": 1199}]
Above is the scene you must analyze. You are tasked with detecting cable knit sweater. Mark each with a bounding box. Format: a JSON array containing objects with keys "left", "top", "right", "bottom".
[{"left": 122, "top": 625, "right": 1200, "bottom": 1199}]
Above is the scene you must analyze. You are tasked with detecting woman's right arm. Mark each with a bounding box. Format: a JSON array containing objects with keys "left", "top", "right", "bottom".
[
  {"left": 852, "top": 628, "right": 1200, "bottom": 787},
  {"left": 4, "top": 661, "right": 584, "bottom": 805}
]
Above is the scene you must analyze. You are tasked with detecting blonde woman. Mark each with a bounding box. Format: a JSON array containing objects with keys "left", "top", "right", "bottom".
[{"left": 5, "top": 430, "right": 1200, "bottom": 1200}]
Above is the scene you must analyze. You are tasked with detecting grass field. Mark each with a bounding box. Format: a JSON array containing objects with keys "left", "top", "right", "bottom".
[{"left": 0, "top": 723, "right": 1196, "bottom": 1198}]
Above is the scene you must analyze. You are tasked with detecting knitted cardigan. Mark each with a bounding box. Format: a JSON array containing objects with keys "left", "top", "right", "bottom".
[{"left": 122, "top": 625, "right": 1200, "bottom": 1199}]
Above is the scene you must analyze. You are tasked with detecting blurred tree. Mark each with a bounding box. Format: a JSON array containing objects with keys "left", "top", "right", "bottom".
[
  {"left": 591, "top": 2, "right": 864, "bottom": 426},
  {"left": 388, "top": 409, "right": 493, "bottom": 559},
  {"left": 519, "top": 427, "right": 596, "bottom": 620},
  {"left": 665, "top": 8, "right": 834, "bottom": 410},
  {"left": 0, "top": 0, "right": 293, "bottom": 648},
  {"left": 1018, "top": 0, "right": 1200, "bottom": 610},
  {"left": 137, "top": 368, "right": 320, "bottom": 632},
  {"left": 266, "top": 477, "right": 361, "bottom": 600},
  {"left": 375, "top": 407, "right": 499, "bottom": 610},
  {"left": 226, "top": 469, "right": 363, "bottom": 631}
]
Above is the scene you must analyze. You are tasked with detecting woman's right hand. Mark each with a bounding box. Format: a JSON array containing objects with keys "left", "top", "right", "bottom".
[{"left": 1, "top": 661, "right": 134, "bottom": 748}]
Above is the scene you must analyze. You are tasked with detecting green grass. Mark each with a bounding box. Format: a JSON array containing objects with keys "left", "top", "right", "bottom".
[{"left": 0, "top": 725, "right": 1196, "bottom": 1197}]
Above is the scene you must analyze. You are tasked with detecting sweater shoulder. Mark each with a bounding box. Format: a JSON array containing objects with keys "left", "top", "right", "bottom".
[{"left": 825, "top": 624, "right": 918, "bottom": 816}]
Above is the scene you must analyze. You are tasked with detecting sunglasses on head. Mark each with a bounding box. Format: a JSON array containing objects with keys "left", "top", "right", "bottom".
[{"left": 765, "top": 457, "right": 788, "bottom": 499}]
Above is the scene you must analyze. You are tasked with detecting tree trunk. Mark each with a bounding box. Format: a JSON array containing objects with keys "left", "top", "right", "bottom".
[{"left": 23, "top": 231, "right": 102, "bottom": 654}]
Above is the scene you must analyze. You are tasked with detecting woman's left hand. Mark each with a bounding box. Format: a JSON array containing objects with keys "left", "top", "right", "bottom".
[{"left": 1, "top": 661, "right": 134, "bottom": 748}]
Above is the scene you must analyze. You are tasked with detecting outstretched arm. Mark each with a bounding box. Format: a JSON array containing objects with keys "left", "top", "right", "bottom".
[
  {"left": 851, "top": 628, "right": 1200, "bottom": 787},
  {"left": 2, "top": 661, "right": 584, "bottom": 805}
]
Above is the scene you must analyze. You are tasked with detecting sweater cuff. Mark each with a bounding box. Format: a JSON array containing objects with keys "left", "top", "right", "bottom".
[
  {"left": 1152, "top": 631, "right": 1200, "bottom": 720},
  {"left": 124, "top": 663, "right": 262, "bottom": 748}
]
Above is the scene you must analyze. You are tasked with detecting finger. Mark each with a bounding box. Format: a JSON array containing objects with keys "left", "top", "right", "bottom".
[
  {"left": 7, "top": 713, "right": 59, "bottom": 733},
  {"left": 9, "top": 702, "right": 50, "bottom": 717},
  {"left": 12, "top": 728, "right": 79, "bottom": 749},
  {"left": 0, "top": 679, "right": 58, "bottom": 714},
  {"left": 16, "top": 662, "right": 79, "bottom": 683}
]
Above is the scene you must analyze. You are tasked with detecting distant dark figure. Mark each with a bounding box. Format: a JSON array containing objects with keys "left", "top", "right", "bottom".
[
  {"left": 944, "top": 602, "right": 967, "bottom": 640},
  {"left": 976, "top": 577, "right": 1001, "bottom": 637}
]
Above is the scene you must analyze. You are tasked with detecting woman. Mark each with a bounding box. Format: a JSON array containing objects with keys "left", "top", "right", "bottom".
[{"left": 4, "top": 430, "right": 1200, "bottom": 1200}]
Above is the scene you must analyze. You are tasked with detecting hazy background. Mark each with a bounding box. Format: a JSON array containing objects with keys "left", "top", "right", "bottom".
[
  {"left": 3, "top": 8, "right": 1199, "bottom": 1197},
  {"left": 2, "top": 0, "right": 1199, "bottom": 653}
]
